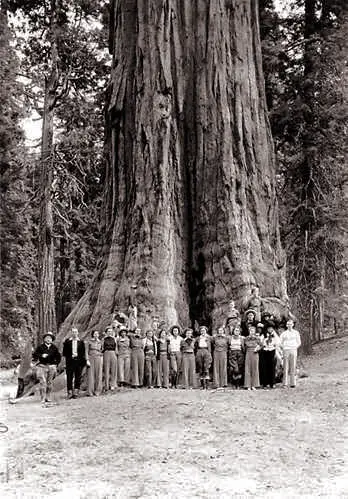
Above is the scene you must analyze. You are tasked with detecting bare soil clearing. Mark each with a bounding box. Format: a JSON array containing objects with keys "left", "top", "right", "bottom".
[{"left": 1, "top": 337, "right": 347, "bottom": 498}]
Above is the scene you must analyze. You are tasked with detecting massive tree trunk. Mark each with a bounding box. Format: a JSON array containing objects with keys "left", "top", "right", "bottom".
[
  {"left": 38, "top": 1, "right": 60, "bottom": 341},
  {"left": 59, "top": 0, "right": 287, "bottom": 338}
]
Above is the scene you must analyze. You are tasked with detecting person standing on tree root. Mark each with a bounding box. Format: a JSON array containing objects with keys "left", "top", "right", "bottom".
[
  {"left": 103, "top": 326, "right": 118, "bottom": 392},
  {"left": 212, "top": 326, "right": 228, "bottom": 389},
  {"left": 195, "top": 326, "right": 212, "bottom": 390},
  {"left": 63, "top": 327, "right": 86, "bottom": 399},
  {"left": 279, "top": 319, "right": 301, "bottom": 388},
  {"left": 86, "top": 331, "right": 103, "bottom": 396},
  {"left": 180, "top": 328, "right": 196, "bottom": 389},
  {"left": 244, "top": 286, "right": 264, "bottom": 323},
  {"left": 168, "top": 325, "right": 182, "bottom": 388},
  {"left": 32, "top": 332, "right": 61, "bottom": 403},
  {"left": 130, "top": 328, "right": 145, "bottom": 388}
]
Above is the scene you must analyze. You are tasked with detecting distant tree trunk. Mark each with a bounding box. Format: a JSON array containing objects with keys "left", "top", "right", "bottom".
[
  {"left": 38, "top": 2, "right": 59, "bottom": 341},
  {"left": 59, "top": 0, "right": 287, "bottom": 337}
]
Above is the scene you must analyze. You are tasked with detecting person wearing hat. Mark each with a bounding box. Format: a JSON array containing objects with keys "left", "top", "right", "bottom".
[
  {"left": 241, "top": 309, "right": 257, "bottom": 337},
  {"left": 32, "top": 332, "right": 61, "bottom": 403},
  {"left": 195, "top": 326, "right": 212, "bottom": 389},
  {"left": 63, "top": 327, "right": 86, "bottom": 399},
  {"left": 117, "top": 327, "right": 131, "bottom": 386}
]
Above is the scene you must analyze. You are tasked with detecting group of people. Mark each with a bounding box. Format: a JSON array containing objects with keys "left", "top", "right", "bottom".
[{"left": 28, "top": 287, "right": 301, "bottom": 404}]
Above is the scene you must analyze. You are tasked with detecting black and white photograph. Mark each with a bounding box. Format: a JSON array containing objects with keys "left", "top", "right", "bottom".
[{"left": 0, "top": 0, "right": 347, "bottom": 497}]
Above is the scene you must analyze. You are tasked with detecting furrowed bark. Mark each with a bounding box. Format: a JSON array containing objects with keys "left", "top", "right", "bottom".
[{"left": 59, "top": 0, "right": 287, "bottom": 340}]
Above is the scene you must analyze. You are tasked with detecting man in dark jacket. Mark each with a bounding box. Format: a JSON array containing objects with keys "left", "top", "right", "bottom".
[
  {"left": 32, "top": 332, "right": 61, "bottom": 403},
  {"left": 63, "top": 327, "right": 86, "bottom": 399}
]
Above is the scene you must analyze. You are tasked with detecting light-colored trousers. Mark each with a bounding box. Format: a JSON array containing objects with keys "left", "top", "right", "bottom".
[
  {"left": 244, "top": 351, "right": 260, "bottom": 388},
  {"left": 36, "top": 364, "right": 57, "bottom": 393},
  {"left": 88, "top": 356, "right": 103, "bottom": 395},
  {"left": 283, "top": 349, "right": 298, "bottom": 387},
  {"left": 157, "top": 354, "right": 169, "bottom": 388},
  {"left": 213, "top": 351, "right": 228, "bottom": 387},
  {"left": 103, "top": 351, "right": 117, "bottom": 390},
  {"left": 131, "top": 349, "right": 144, "bottom": 386},
  {"left": 118, "top": 354, "right": 130, "bottom": 384},
  {"left": 144, "top": 354, "right": 157, "bottom": 387},
  {"left": 182, "top": 353, "right": 196, "bottom": 388}
]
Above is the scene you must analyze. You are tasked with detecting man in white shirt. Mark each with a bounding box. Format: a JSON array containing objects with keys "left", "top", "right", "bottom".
[
  {"left": 279, "top": 319, "right": 301, "bottom": 388},
  {"left": 63, "top": 327, "right": 86, "bottom": 399}
]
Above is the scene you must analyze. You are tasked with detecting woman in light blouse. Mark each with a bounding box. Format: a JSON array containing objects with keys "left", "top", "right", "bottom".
[{"left": 86, "top": 330, "right": 103, "bottom": 396}]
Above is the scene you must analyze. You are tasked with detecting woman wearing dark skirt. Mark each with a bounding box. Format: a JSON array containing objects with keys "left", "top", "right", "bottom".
[{"left": 259, "top": 325, "right": 280, "bottom": 388}]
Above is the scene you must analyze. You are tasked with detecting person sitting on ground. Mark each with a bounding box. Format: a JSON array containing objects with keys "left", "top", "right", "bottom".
[
  {"left": 143, "top": 330, "right": 157, "bottom": 388},
  {"left": 195, "top": 326, "right": 212, "bottom": 390},
  {"left": 244, "top": 325, "right": 263, "bottom": 390},
  {"left": 212, "top": 326, "right": 228, "bottom": 389},
  {"left": 279, "top": 319, "right": 301, "bottom": 388},
  {"left": 32, "top": 332, "right": 61, "bottom": 404},
  {"left": 156, "top": 329, "right": 171, "bottom": 388},
  {"left": 180, "top": 328, "right": 196, "bottom": 389},
  {"left": 86, "top": 330, "right": 103, "bottom": 396},
  {"left": 168, "top": 325, "right": 182, "bottom": 388}
]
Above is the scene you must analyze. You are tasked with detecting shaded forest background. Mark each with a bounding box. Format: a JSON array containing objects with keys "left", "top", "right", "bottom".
[{"left": 1, "top": 0, "right": 347, "bottom": 363}]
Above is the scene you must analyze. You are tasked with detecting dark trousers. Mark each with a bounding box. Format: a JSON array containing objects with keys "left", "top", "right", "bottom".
[
  {"left": 66, "top": 359, "right": 83, "bottom": 391},
  {"left": 196, "top": 349, "right": 212, "bottom": 379},
  {"left": 144, "top": 354, "right": 157, "bottom": 387},
  {"left": 260, "top": 350, "right": 276, "bottom": 387}
]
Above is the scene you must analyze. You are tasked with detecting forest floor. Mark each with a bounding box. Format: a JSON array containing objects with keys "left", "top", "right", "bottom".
[{"left": 0, "top": 336, "right": 347, "bottom": 499}]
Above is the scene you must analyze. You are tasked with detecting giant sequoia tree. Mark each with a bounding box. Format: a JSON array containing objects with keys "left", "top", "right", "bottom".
[{"left": 59, "top": 0, "right": 287, "bottom": 337}]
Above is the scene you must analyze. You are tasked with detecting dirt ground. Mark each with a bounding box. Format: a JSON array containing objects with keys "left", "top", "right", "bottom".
[{"left": 0, "top": 337, "right": 347, "bottom": 498}]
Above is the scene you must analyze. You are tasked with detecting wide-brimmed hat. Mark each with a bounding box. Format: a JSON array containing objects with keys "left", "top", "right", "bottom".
[{"left": 43, "top": 332, "right": 55, "bottom": 341}]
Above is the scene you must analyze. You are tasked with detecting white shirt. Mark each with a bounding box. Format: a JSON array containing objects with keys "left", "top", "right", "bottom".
[
  {"left": 72, "top": 339, "right": 78, "bottom": 357},
  {"left": 279, "top": 329, "right": 301, "bottom": 350},
  {"left": 169, "top": 335, "right": 182, "bottom": 353}
]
